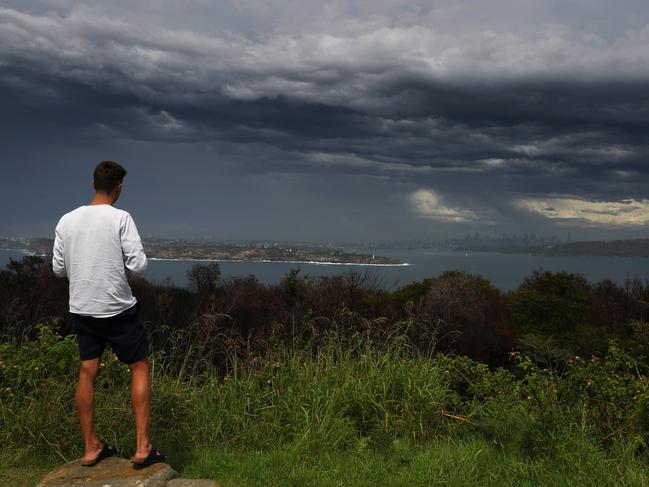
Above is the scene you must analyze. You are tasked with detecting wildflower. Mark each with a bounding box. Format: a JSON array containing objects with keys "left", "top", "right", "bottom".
[
  {"left": 100, "top": 362, "right": 105, "bottom": 368},
  {"left": 527, "top": 395, "right": 532, "bottom": 400},
  {"left": 33, "top": 366, "right": 39, "bottom": 371},
  {"left": 586, "top": 380, "right": 592, "bottom": 387},
  {"left": 267, "top": 379, "right": 272, "bottom": 385}
]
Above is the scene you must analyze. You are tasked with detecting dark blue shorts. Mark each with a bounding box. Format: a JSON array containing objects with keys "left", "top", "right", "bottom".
[{"left": 70, "top": 303, "right": 150, "bottom": 365}]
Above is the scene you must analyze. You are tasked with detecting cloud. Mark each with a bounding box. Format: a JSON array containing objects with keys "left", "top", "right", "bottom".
[
  {"left": 515, "top": 196, "right": 649, "bottom": 226},
  {"left": 1, "top": 2, "right": 649, "bottom": 239},
  {"left": 408, "top": 189, "right": 479, "bottom": 222},
  {"left": 2, "top": 6, "right": 649, "bottom": 109}
]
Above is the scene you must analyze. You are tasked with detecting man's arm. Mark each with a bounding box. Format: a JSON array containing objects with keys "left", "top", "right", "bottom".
[
  {"left": 52, "top": 222, "right": 67, "bottom": 277},
  {"left": 121, "top": 213, "right": 148, "bottom": 276}
]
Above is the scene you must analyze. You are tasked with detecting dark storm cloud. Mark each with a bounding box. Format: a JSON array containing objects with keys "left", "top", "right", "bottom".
[{"left": 1, "top": 2, "right": 649, "bottom": 238}]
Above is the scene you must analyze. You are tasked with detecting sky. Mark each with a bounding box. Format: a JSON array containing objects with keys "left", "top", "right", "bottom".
[{"left": 1, "top": 0, "right": 649, "bottom": 244}]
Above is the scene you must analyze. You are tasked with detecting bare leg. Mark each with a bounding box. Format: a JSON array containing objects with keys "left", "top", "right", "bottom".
[
  {"left": 129, "top": 358, "right": 152, "bottom": 460},
  {"left": 76, "top": 358, "right": 103, "bottom": 462}
]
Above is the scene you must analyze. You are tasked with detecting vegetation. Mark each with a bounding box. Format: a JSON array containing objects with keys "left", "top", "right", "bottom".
[{"left": 3, "top": 256, "right": 649, "bottom": 485}]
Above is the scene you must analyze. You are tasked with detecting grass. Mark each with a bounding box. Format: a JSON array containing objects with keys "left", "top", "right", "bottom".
[
  {"left": 3, "top": 324, "right": 649, "bottom": 486},
  {"left": 0, "top": 466, "right": 51, "bottom": 487},
  {"left": 169, "top": 439, "right": 648, "bottom": 487},
  {"left": 4, "top": 439, "right": 647, "bottom": 487}
]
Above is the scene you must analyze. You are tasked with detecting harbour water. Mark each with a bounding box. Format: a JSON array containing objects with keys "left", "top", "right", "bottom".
[{"left": 2, "top": 247, "right": 648, "bottom": 292}]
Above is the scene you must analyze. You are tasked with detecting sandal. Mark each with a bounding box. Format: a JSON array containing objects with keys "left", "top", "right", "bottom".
[
  {"left": 81, "top": 441, "right": 118, "bottom": 467},
  {"left": 131, "top": 446, "right": 166, "bottom": 469}
]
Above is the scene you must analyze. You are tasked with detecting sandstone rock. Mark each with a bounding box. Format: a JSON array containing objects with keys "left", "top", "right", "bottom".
[
  {"left": 36, "top": 457, "right": 178, "bottom": 487},
  {"left": 167, "top": 480, "right": 220, "bottom": 487}
]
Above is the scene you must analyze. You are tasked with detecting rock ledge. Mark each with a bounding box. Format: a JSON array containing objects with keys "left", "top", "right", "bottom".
[{"left": 36, "top": 457, "right": 219, "bottom": 487}]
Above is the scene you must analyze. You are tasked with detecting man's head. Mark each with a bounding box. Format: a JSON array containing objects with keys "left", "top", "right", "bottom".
[{"left": 93, "top": 161, "right": 126, "bottom": 203}]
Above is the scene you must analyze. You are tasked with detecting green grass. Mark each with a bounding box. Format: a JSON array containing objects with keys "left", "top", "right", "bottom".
[
  {"left": 5, "top": 438, "right": 647, "bottom": 487},
  {"left": 0, "top": 467, "right": 51, "bottom": 487},
  {"left": 3, "top": 325, "right": 649, "bottom": 486}
]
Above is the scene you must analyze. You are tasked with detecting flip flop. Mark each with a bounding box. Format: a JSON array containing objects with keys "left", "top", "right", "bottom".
[
  {"left": 131, "top": 446, "right": 166, "bottom": 469},
  {"left": 81, "top": 441, "right": 118, "bottom": 467}
]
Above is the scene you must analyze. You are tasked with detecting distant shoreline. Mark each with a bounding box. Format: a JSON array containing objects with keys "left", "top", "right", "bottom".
[
  {"left": 453, "top": 239, "right": 649, "bottom": 258},
  {"left": 0, "top": 249, "right": 410, "bottom": 266},
  {"left": 149, "top": 257, "right": 411, "bottom": 267},
  {"left": 0, "top": 248, "right": 32, "bottom": 254}
]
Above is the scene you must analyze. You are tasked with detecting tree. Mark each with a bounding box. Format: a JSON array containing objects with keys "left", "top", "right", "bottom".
[
  {"left": 280, "top": 268, "right": 310, "bottom": 306},
  {"left": 419, "top": 270, "right": 511, "bottom": 363},
  {"left": 507, "top": 269, "right": 590, "bottom": 336},
  {"left": 187, "top": 262, "right": 221, "bottom": 295}
]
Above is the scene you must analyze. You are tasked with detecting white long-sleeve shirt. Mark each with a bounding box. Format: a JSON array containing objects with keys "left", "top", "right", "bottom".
[{"left": 52, "top": 204, "right": 147, "bottom": 317}]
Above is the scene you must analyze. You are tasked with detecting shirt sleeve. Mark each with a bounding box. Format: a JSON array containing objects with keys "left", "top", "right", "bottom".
[
  {"left": 120, "top": 213, "right": 148, "bottom": 276},
  {"left": 52, "top": 220, "right": 67, "bottom": 278}
]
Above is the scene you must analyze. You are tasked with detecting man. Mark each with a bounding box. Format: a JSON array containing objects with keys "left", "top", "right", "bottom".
[{"left": 52, "top": 161, "right": 165, "bottom": 468}]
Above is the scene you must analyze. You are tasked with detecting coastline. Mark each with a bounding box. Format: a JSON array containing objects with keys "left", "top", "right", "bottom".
[
  {"left": 148, "top": 257, "right": 411, "bottom": 267},
  {"left": 0, "top": 248, "right": 33, "bottom": 254},
  {"left": 0, "top": 249, "right": 47, "bottom": 258},
  {"left": 0, "top": 249, "right": 410, "bottom": 267}
]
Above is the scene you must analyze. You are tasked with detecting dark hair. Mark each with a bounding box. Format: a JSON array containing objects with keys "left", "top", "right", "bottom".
[{"left": 93, "top": 161, "right": 126, "bottom": 193}]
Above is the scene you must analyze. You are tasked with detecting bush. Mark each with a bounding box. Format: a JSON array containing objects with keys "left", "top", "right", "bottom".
[
  {"left": 419, "top": 270, "right": 513, "bottom": 364},
  {"left": 507, "top": 269, "right": 591, "bottom": 335}
]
